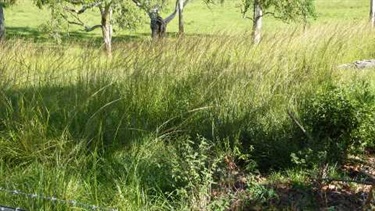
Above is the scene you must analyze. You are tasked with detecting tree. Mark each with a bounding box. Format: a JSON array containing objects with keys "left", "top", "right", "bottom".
[
  {"left": 36, "top": 0, "right": 167, "bottom": 56},
  {"left": 132, "top": 0, "right": 177, "bottom": 39},
  {"left": 132, "top": 0, "right": 188, "bottom": 39},
  {"left": 0, "top": 4, "right": 4, "bottom": 41},
  {"left": 0, "top": 0, "right": 16, "bottom": 41},
  {"left": 371, "top": 0, "right": 375, "bottom": 27},
  {"left": 177, "top": 0, "right": 189, "bottom": 35},
  {"left": 242, "top": 0, "right": 316, "bottom": 44}
]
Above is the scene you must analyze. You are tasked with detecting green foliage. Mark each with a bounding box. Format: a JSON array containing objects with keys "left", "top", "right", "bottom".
[
  {"left": 349, "top": 83, "right": 375, "bottom": 149},
  {"left": 247, "top": 182, "right": 276, "bottom": 203},
  {"left": 242, "top": 0, "right": 316, "bottom": 22},
  {"left": 38, "top": 0, "right": 167, "bottom": 28},
  {"left": 3, "top": 0, "right": 371, "bottom": 39},
  {"left": 0, "top": 0, "right": 17, "bottom": 7},
  {"left": 34, "top": 0, "right": 169, "bottom": 43},
  {"left": 296, "top": 83, "right": 375, "bottom": 165},
  {"left": 112, "top": 1, "right": 146, "bottom": 30},
  {"left": 270, "top": 0, "right": 316, "bottom": 22},
  {"left": 170, "top": 136, "right": 261, "bottom": 210},
  {"left": 171, "top": 136, "right": 224, "bottom": 210},
  {"left": 0, "top": 22, "right": 374, "bottom": 209},
  {"left": 34, "top": 0, "right": 47, "bottom": 8},
  {"left": 38, "top": 6, "right": 68, "bottom": 42}
]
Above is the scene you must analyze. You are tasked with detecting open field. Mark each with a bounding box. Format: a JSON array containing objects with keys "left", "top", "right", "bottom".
[
  {"left": 3, "top": 0, "right": 372, "bottom": 39},
  {"left": 1, "top": 1, "right": 375, "bottom": 210}
]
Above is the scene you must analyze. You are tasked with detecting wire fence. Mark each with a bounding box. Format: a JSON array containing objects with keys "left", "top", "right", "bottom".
[
  {"left": 0, "top": 186, "right": 118, "bottom": 211},
  {"left": 0, "top": 205, "right": 26, "bottom": 211}
]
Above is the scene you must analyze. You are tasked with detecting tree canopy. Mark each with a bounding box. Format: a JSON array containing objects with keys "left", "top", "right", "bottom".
[
  {"left": 241, "top": 0, "right": 316, "bottom": 43},
  {"left": 0, "top": 0, "right": 17, "bottom": 6},
  {"left": 34, "top": 0, "right": 169, "bottom": 55},
  {"left": 242, "top": 0, "right": 315, "bottom": 22}
]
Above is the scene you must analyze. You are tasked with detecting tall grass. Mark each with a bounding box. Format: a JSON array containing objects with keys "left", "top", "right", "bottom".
[{"left": 0, "top": 23, "right": 374, "bottom": 210}]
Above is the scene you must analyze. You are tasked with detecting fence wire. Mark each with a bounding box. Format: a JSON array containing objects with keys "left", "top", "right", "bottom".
[{"left": 0, "top": 186, "right": 118, "bottom": 211}]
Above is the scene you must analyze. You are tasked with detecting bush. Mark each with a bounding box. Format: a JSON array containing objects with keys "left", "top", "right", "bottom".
[
  {"left": 296, "top": 83, "right": 375, "bottom": 165},
  {"left": 170, "top": 136, "right": 224, "bottom": 210}
]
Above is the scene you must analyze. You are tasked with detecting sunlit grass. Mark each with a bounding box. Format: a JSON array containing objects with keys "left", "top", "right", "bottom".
[
  {"left": 0, "top": 22, "right": 374, "bottom": 210},
  {"left": 4, "top": 0, "right": 371, "bottom": 40}
]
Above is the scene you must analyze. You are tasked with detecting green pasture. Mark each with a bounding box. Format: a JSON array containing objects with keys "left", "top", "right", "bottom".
[
  {"left": 0, "top": 0, "right": 374, "bottom": 210},
  {"left": 3, "top": 0, "right": 371, "bottom": 39}
]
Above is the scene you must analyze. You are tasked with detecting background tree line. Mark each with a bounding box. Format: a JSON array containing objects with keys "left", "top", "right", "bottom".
[{"left": 1, "top": 0, "right": 375, "bottom": 54}]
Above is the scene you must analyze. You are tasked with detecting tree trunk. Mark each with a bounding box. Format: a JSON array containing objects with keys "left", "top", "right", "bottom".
[
  {"left": 149, "top": 10, "right": 166, "bottom": 39},
  {"left": 0, "top": 5, "right": 5, "bottom": 41},
  {"left": 371, "top": 0, "right": 375, "bottom": 27},
  {"left": 178, "top": 0, "right": 184, "bottom": 35},
  {"left": 252, "top": 1, "right": 262, "bottom": 44},
  {"left": 100, "top": 4, "right": 113, "bottom": 57}
]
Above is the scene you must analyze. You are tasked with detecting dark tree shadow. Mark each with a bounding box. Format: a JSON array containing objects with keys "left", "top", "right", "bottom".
[
  {"left": 5, "top": 26, "right": 221, "bottom": 48},
  {"left": 0, "top": 83, "right": 147, "bottom": 152},
  {"left": 6, "top": 26, "right": 46, "bottom": 41},
  {"left": 5, "top": 26, "right": 146, "bottom": 44}
]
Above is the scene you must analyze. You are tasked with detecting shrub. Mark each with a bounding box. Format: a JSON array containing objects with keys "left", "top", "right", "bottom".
[
  {"left": 296, "top": 83, "right": 375, "bottom": 165},
  {"left": 170, "top": 136, "right": 223, "bottom": 210}
]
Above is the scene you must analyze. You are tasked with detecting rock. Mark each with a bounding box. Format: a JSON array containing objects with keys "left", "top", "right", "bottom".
[
  {"left": 353, "top": 59, "right": 375, "bottom": 69},
  {"left": 338, "top": 59, "right": 375, "bottom": 70}
]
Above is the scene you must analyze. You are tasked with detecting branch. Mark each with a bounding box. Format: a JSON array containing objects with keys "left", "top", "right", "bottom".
[
  {"left": 60, "top": 13, "right": 101, "bottom": 32},
  {"left": 347, "top": 157, "right": 375, "bottom": 169},
  {"left": 243, "top": 15, "right": 252, "bottom": 20},
  {"left": 164, "top": 0, "right": 190, "bottom": 24},
  {"left": 132, "top": 0, "right": 148, "bottom": 10},
  {"left": 183, "top": 0, "right": 189, "bottom": 7},
  {"left": 262, "top": 11, "right": 282, "bottom": 19},
  {"left": 322, "top": 177, "right": 375, "bottom": 186},
  {"left": 67, "top": 0, "right": 84, "bottom": 5},
  {"left": 242, "top": 11, "right": 283, "bottom": 21},
  {"left": 132, "top": 0, "right": 190, "bottom": 24},
  {"left": 64, "top": 1, "right": 103, "bottom": 14},
  {"left": 132, "top": 0, "right": 142, "bottom": 7},
  {"left": 360, "top": 170, "right": 375, "bottom": 181},
  {"left": 84, "top": 24, "right": 102, "bottom": 32},
  {"left": 287, "top": 109, "right": 314, "bottom": 142},
  {"left": 163, "top": 0, "right": 178, "bottom": 24},
  {"left": 321, "top": 167, "right": 375, "bottom": 186},
  {"left": 61, "top": 13, "right": 84, "bottom": 26}
]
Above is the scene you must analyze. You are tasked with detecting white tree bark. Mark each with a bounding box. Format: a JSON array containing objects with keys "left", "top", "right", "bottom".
[
  {"left": 252, "top": 1, "right": 262, "bottom": 44},
  {"left": 0, "top": 5, "right": 5, "bottom": 41},
  {"left": 100, "top": 4, "right": 113, "bottom": 57},
  {"left": 178, "top": 0, "right": 184, "bottom": 35},
  {"left": 371, "top": 0, "right": 375, "bottom": 27}
]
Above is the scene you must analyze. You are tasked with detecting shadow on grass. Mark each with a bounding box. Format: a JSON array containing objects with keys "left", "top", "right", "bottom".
[
  {"left": 6, "top": 27, "right": 43, "bottom": 39},
  {"left": 0, "top": 84, "right": 138, "bottom": 155},
  {"left": 249, "top": 169, "right": 374, "bottom": 210},
  {"left": 6, "top": 26, "right": 219, "bottom": 45},
  {"left": 5, "top": 26, "right": 146, "bottom": 44}
]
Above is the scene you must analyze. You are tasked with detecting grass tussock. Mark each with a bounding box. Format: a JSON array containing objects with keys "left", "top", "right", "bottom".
[{"left": 0, "top": 23, "right": 374, "bottom": 210}]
